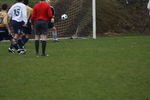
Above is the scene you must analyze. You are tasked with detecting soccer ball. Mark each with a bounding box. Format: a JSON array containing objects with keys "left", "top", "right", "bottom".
[{"left": 61, "top": 14, "right": 68, "bottom": 20}]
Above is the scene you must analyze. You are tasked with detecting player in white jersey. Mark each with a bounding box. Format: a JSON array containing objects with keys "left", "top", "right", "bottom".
[
  {"left": 8, "top": 0, "right": 27, "bottom": 54},
  {"left": 18, "top": 0, "right": 33, "bottom": 49}
]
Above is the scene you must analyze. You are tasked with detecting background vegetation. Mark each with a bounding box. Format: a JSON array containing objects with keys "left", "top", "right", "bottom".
[{"left": 97, "top": 0, "right": 150, "bottom": 34}]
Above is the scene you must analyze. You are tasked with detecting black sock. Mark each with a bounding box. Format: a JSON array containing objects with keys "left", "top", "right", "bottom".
[
  {"left": 41, "top": 41, "right": 46, "bottom": 55},
  {"left": 35, "top": 40, "right": 39, "bottom": 55},
  {"left": 24, "top": 38, "right": 29, "bottom": 44},
  {"left": 9, "top": 44, "right": 14, "bottom": 49},
  {"left": 22, "top": 36, "right": 29, "bottom": 45},
  {"left": 18, "top": 39, "right": 24, "bottom": 49},
  {"left": 22, "top": 35, "right": 26, "bottom": 42},
  {"left": 11, "top": 40, "right": 19, "bottom": 50}
]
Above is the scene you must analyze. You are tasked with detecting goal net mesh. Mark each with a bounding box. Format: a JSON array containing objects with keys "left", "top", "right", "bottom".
[{"left": 50, "top": 0, "right": 93, "bottom": 38}]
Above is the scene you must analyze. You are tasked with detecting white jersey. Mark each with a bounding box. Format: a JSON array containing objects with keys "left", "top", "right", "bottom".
[
  {"left": 148, "top": 0, "right": 150, "bottom": 10},
  {"left": 8, "top": 2, "right": 27, "bottom": 24}
]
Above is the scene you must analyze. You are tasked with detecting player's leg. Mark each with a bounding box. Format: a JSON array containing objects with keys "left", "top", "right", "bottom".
[
  {"left": 1, "top": 27, "right": 15, "bottom": 53},
  {"left": 0, "top": 25, "right": 15, "bottom": 53},
  {"left": 34, "top": 20, "right": 42, "bottom": 56},
  {"left": 51, "top": 26, "right": 58, "bottom": 41},
  {"left": 9, "top": 20, "right": 19, "bottom": 51},
  {"left": 9, "top": 20, "right": 26, "bottom": 54},
  {"left": 18, "top": 22, "right": 32, "bottom": 49},
  {"left": 41, "top": 20, "right": 48, "bottom": 56},
  {"left": 0, "top": 34, "right": 3, "bottom": 41},
  {"left": 24, "top": 34, "right": 31, "bottom": 44},
  {"left": 22, "top": 22, "right": 32, "bottom": 47},
  {"left": 40, "top": 34, "right": 48, "bottom": 56},
  {"left": 0, "top": 27, "right": 5, "bottom": 41},
  {"left": 18, "top": 34, "right": 31, "bottom": 49},
  {"left": 9, "top": 34, "right": 20, "bottom": 52},
  {"left": 18, "top": 35, "right": 25, "bottom": 49},
  {"left": 35, "top": 34, "right": 40, "bottom": 56},
  {"left": 34, "top": 20, "right": 48, "bottom": 56},
  {"left": 2, "top": 27, "right": 13, "bottom": 41}
]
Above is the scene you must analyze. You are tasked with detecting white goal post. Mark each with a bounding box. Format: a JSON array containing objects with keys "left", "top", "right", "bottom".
[{"left": 92, "top": 0, "right": 96, "bottom": 39}]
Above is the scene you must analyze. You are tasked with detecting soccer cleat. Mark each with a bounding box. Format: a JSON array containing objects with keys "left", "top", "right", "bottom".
[
  {"left": 19, "top": 50, "right": 26, "bottom": 55},
  {"left": 22, "top": 46, "right": 25, "bottom": 49},
  {"left": 41, "top": 54, "right": 49, "bottom": 56},
  {"left": 53, "top": 39, "right": 59, "bottom": 42},
  {"left": 17, "top": 49, "right": 26, "bottom": 55},
  {"left": 36, "top": 53, "right": 39, "bottom": 57},
  {"left": 8, "top": 48, "right": 15, "bottom": 53}
]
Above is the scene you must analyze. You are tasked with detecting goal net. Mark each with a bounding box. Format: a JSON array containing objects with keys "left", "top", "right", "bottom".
[
  {"left": 0, "top": 0, "right": 96, "bottom": 39},
  {"left": 49, "top": 0, "right": 96, "bottom": 39}
]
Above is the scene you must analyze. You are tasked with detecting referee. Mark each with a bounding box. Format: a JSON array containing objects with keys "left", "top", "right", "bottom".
[{"left": 31, "top": 0, "right": 52, "bottom": 56}]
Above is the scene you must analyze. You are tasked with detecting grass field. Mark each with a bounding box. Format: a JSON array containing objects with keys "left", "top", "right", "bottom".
[{"left": 0, "top": 35, "right": 150, "bottom": 100}]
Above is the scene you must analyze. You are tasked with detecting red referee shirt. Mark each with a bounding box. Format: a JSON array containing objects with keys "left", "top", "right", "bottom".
[{"left": 31, "top": 1, "right": 52, "bottom": 24}]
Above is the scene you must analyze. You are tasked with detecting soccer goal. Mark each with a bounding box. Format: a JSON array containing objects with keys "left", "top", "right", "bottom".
[{"left": 50, "top": 0, "right": 96, "bottom": 39}]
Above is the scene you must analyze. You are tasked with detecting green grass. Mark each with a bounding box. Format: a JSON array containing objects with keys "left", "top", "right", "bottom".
[{"left": 0, "top": 35, "right": 150, "bottom": 100}]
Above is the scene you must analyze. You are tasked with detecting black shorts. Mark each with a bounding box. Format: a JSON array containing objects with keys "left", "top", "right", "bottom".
[
  {"left": 48, "top": 22, "right": 54, "bottom": 29},
  {"left": 23, "top": 22, "right": 32, "bottom": 34},
  {"left": 34, "top": 20, "right": 48, "bottom": 35},
  {"left": 0, "top": 27, "right": 13, "bottom": 41},
  {"left": 11, "top": 20, "right": 24, "bottom": 34}
]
